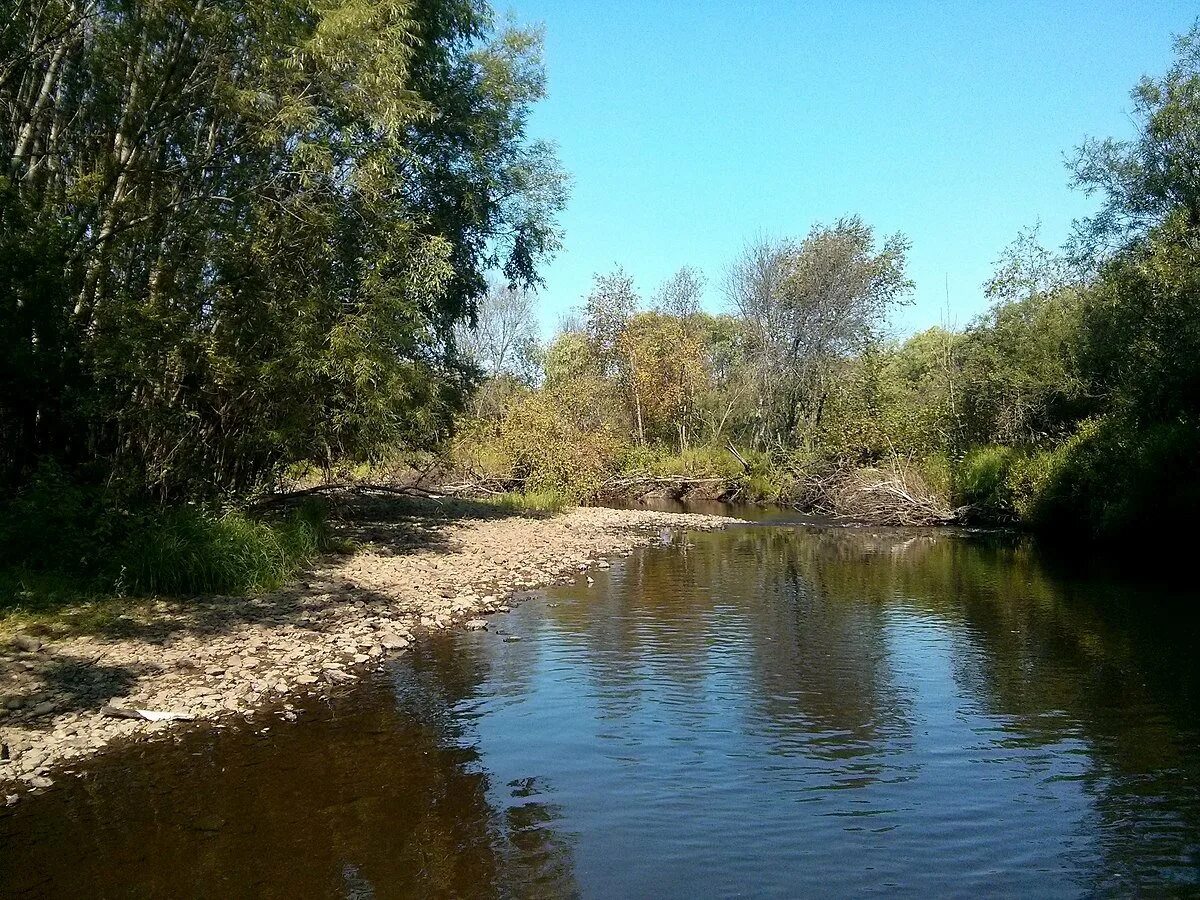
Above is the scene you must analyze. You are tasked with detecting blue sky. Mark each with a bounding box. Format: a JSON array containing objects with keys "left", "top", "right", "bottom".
[{"left": 506, "top": 0, "right": 1197, "bottom": 338}]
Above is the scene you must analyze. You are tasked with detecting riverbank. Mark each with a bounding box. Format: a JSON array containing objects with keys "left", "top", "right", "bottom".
[{"left": 0, "top": 493, "right": 737, "bottom": 791}]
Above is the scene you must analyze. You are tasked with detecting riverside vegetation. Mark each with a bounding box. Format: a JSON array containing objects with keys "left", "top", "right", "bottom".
[
  {"left": 451, "top": 30, "right": 1200, "bottom": 541},
  {"left": 2, "top": 5, "right": 1199, "bottom": 619}
]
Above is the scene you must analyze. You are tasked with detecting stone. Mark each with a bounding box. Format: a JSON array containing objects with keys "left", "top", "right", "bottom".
[
  {"left": 464, "top": 619, "right": 488, "bottom": 631},
  {"left": 12, "top": 634, "right": 41, "bottom": 653},
  {"left": 379, "top": 633, "right": 409, "bottom": 650},
  {"left": 295, "top": 675, "right": 318, "bottom": 685},
  {"left": 32, "top": 700, "right": 56, "bottom": 716},
  {"left": 28, "top": 775, "right": 53, "bottom": 789}
]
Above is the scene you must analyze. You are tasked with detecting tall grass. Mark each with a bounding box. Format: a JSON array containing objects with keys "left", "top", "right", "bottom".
[
  {"left": 115, "top": 501, "right": 331, "bottom": 595},
  {"left": 482, "top": 490, "right": 570, "bottom": 515},
  {"left": 0, "top": 468, "right": 337, "bottom": 613}
]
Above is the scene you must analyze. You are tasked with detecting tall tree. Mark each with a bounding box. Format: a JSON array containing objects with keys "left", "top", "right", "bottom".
[
  {"left": 0, "top": 0, "right": 566, "bottom": 499},
  {"left": 725, "top": 219, "right": 912, "bottom": 448}
]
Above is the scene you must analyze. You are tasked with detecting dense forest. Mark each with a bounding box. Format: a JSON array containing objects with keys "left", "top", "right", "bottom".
[{"left": 1, "top": 3, "right": 1197, "bottom": 602}]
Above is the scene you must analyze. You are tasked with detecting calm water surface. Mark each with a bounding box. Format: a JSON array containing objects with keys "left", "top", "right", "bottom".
[{"left": 3, "top": 525, "right": 1200, "bottom": 897}]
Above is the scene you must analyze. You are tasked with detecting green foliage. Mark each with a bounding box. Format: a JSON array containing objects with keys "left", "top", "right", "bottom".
[
  {"left": 116, "top": 502, "right": 332, "bottom": 596},
  {"left": 1079, "top": 214, "right": 1200, "bottom": 423},
  {"left": 953, "top": 447, "right": 1025, "bottom": 522},
  {"left": 1025, "top": 415, "right": 1200, "bottom": 541},
  {"left": 1, "top": 0, "right": 564, "bottom": 501},
  {"left": 451, "top": 377, "right": 630, "bottom": 500},
  {"left": 483, "top": 490, "right": 570, "bottom": 515},
  {"left": 0, "top": 467, "right": 335, "bottom": 604}
]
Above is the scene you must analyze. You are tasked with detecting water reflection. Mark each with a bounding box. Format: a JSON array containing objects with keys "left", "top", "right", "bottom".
[
  {"left": 1, "top": 643, "right": 579, "bottom": 899},
  {"left": 3, "top": 525, "right": 1199, "bottom": 897}
]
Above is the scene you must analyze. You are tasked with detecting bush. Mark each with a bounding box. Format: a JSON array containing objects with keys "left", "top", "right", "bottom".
[
  {"left": 1027, "top": 415, "right": 1200, "bottom": 542},
  {"left": 953, "top": 446, "right": 1023, "bottom": 522}
]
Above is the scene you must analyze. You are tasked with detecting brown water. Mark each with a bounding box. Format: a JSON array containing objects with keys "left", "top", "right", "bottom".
[{"left": 3, "top": 525, "right": 1199, "bottom": 898}]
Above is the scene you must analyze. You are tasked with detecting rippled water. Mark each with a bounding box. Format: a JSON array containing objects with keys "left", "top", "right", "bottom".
[{"left": 4, "top": 525, "right": 1200, "bottom": 897}]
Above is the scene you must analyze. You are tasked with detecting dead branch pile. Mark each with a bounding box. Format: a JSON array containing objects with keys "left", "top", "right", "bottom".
[{"left": 797, "top": 466, "right": 960, "bottom": 526}]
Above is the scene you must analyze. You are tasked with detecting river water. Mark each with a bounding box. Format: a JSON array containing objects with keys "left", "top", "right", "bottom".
[{"left": 3, "top": 524, "right": 1199, "bottom": 897}]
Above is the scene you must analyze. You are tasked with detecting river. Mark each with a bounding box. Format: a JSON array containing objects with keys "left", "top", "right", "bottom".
[{"left": 3, "top": 523, "right": 1198, "bottom": 897}]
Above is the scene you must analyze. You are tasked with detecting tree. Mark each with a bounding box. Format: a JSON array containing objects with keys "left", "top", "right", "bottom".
[
  {"left": 652, "top": 266, "right": 706, "bottom": 318},
  {"left": 1069, "top": 23, "right": 1200, "bottom": 261},
  {"left": 725, "top": 219, "right": 912, "bottom": 448},
  {"left": 455, "top": 279, "right": 541, "bottom": 382},
  {"left": 0, "top": 0, "right": 566, "bottom": 499},
  {"left": 1066, "top": 22, "right": 1200, "bottom": 423}
]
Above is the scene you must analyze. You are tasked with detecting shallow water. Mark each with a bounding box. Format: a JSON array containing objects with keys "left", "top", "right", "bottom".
[{"left": 3, "top": 525, "right": 1200, "bottom": 898}]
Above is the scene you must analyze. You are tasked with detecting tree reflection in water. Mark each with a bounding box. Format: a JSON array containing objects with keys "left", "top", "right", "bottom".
[{"left": 4, "top": 524, "right": 1199, "bottom": 897}]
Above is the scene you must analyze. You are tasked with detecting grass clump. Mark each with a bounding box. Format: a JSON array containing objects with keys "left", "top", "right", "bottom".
[
  {"left": 115, "top": 500, "right": 331, "bottom": 596},
  {"left": 482, "top": 490, "right": 570, "bottom": 515},
  {"left": 0, "top": 466, "right": 338, "bottom": 619}
]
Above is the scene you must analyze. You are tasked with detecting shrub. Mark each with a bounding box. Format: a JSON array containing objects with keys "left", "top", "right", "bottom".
[{"left": 1028, "top": 415, "right": 1200, "bottom": 542}]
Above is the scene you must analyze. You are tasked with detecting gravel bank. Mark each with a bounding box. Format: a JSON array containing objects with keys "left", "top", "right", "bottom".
[{"left": 0, "top": 498, "right": 736, "bottom": 791}]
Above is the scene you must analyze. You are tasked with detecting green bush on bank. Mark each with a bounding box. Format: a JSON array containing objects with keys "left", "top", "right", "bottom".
[
  {"left": 0, "top": 466, "right": 335, "bottom": 607},
  {"left": 950, "top": 415, "right": 1200, "bottom": 541}
]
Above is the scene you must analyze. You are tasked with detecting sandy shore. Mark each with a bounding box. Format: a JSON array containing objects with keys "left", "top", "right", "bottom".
[{"left": 0, "top": 495, "right": 736, "bottom": 791}]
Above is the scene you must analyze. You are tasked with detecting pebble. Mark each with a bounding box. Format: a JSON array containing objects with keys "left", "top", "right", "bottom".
[{"left": 0, "top": 505, "right": 735, "bottom": 788}]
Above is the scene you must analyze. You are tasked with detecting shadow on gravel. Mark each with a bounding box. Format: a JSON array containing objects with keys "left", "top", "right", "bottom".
[
  {"left": 1, "top": 647, "right": 146, "bottom": 718},
  {"left": 1, "top": 486, "right": 545, "bottom": 659}
]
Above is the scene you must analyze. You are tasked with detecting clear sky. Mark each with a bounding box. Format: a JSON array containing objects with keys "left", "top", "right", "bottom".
[{"left": 505, "top": 0, "right": 1197, "bottom": 338}]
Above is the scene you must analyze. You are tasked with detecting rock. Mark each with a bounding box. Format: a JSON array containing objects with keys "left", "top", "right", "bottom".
[
  {"left": 242, "top": 657, "right": 260, "bottom": 669},
  {"left": 5, "top": 794, "right": 16, "bottom": 807},
  {"left": 101, "top": 704, "right": 193, "bottom": 722},
  {"left": 4, "top": 696, "right": 23, "bottom": 710},
  {"left": 12, "top": 634, "right": 41, "bottom": 653},
  {"left": 464, "top": 619, "right": 488, "bottom": 631},
  {"left": 378, "top": 633, "right": 409, "bottom": 650},
  {"left": 294, "top": 675, "right": 318, "bottom": 685},
  {"left": 28, "top": 775, "right": 53, "bottom": 789},
  {"left": 32, "top": 700, "right": 56, "bottom": 716}
]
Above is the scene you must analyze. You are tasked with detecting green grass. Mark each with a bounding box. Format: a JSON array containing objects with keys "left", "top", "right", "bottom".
[
  {"left": 1, "top": 476, "right": 341, "bottom": 628},
  {"left": 482, "top": 490, "right": 570, "bottom": 515},
  {"left": 114, "top": 501, "right": 333, "bottom": 596}
]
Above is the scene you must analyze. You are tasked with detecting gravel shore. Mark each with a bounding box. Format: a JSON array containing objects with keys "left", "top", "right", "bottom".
[{"left": 0, "top": 496, "right": 736, "bottom": 791}]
